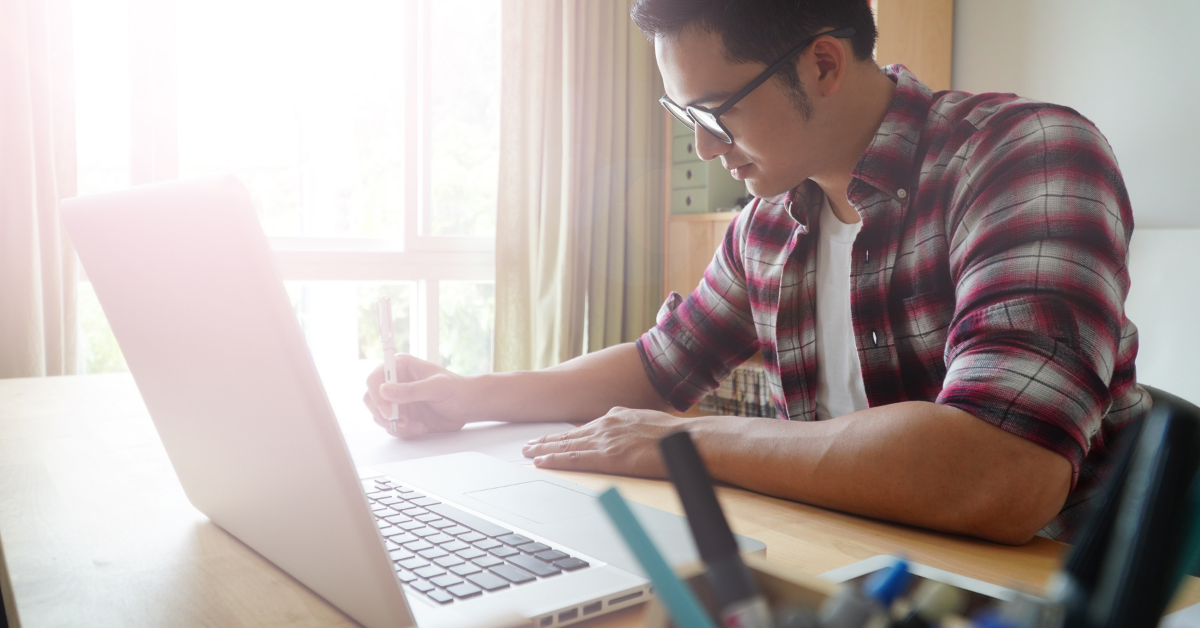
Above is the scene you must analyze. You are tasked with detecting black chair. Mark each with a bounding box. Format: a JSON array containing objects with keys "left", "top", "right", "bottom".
[{"left": 1058, "top": 384, "right": 1200, "bottom": 628}]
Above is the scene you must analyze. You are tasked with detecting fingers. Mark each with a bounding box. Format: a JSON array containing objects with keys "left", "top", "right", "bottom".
[
  {"left": 380, "top": 377, "right": 451, "bottom": 405},
  {"left": 531, "top": 450, "right": 605, "bottom": 472},
  {"left": 525, "top": 426, "right": 588, "bottom": 448},
  {"left": 522, "top": 436, "right": 582, "bottom": 458}
]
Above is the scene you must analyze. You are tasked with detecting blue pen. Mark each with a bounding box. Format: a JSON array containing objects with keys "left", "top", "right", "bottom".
[{"left": 598, "top": 487, "right": 719, "bottom": 628}]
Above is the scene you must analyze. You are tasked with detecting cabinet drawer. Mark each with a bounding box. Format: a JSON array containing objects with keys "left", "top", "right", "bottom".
[
  {"left": 672, "top": 162, "right": 707, "bottom": 188},
  {"left": 671, "top": 187, "right": 708, "bottom": 214},
  {"left": 672, "top": 135, "right": 700, "bottom": 163},
  {"left": 671, "top": 116, "right": 693, "bottom": 137}
]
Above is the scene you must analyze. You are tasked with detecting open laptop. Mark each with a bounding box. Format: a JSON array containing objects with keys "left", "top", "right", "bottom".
[{"left": 61, "top": 176, "right": 765, "bottom": 628}]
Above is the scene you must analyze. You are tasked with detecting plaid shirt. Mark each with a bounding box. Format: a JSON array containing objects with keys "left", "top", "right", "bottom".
[{"left": 636, "top": 66, "right": 1148, "bottom": 541}]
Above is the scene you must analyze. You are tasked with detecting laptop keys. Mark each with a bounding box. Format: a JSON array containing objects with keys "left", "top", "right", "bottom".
[
  {"left": 397, "top": 557, "right": 428, "bottom": 570},
  {"left": 488, "top": 563, "right": 536, "bottom": 584},
  {"left": 429, "top": 574, "right": 463, "bottom": 587},
  {"left": 507, "top": 554, "right": 561, "bottom": 577},
  {"left": 413, "top": 565, "right": 444, "bottom": 579},
  {"left": 417, "top": 547, "right": 449, "bottom": 560},
  {"left": 450, "top": 563, "right": 482, "bottom": 577},
  {"left": 471, "top": 555, "right": 505, "bottom": 568},
  {"left": 474, "top": 538, "right": 502, "bottom": 551},
  {"left": 402, "top": 540, "right": 433, "bottom": 552},
  {"left": 424, "top": 504, "right": 510, "bottom": 537},
  {"left": 433, "top": 555, "right": 464, "bottom": 568},
  {"left": 439, "top": 540, "right": 470, "bottom": 553},
  {"left": 497, "top": 533, "right": 531, "bottom": 546},
  {"left": 396, "top": 570, "right": 419, "bottom": 583},
  {"left": 487, "top": 546, "right": 520, "bottom": 558},
  {"left": 377, "top": 480, "right": 594, "bottom": 607},
  {"left": 426, "top": 589, "right": 453, "bottom": 604},
  {"left": 553, "top": 557, "right": 589, "bottom": 571},
  {"left": 466, "top": 571, "right": 511, "bottom": 591},
  {"left": 534, "top": 550, "right": 567, "bottom": 562},
  {"left": 446, "top": 582, "right": 483, "bottom": 599},
  {"left": 455, "top": 547, "right": 486, "bottom": 560}
]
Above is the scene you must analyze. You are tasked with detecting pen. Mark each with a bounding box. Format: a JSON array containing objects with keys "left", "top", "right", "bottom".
[
  {"left": 597, "top": 487, "right": 719, "bottom": 628},
  {"left": 819, "top": 557, "right": 910, "bottom": 628},
  {"left": 375, "top": 297, "right": 401, "bottom": 432},
  {"left": 659, "top": 431, "right": 772, "bottom": 628}
]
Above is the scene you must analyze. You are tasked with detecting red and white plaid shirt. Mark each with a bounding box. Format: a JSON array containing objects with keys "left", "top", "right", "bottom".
[{"left": 636, "top": 65, "right": 1148, "bottom": 541}]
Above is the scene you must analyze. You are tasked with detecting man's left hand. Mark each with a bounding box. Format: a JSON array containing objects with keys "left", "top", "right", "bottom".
[{"left": 521, "top": 407, "right": 691, "bottom": 477}]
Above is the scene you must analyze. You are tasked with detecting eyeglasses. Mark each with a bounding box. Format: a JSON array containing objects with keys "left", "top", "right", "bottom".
[{"left": 660, "top": 27, "right": 856, "bottom": 144}]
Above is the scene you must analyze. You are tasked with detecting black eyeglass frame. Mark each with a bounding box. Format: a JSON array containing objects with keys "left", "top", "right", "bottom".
[{"left": 660, "top": 27, "right": 857, "bottom": 144}]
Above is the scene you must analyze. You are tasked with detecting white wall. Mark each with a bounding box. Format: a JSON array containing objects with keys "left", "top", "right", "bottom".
[
  {"left": 953, "top": 1, "right": 1200, "bottom": 405},
  {"left": 1127, "top": 229, "right": 1200, "bottom": 405},
  {"left": 952, "top": 0, "right": 1200, "bottom": 229}
]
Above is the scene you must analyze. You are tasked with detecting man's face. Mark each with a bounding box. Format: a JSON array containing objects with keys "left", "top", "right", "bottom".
[{"left": 656, "top": 27, "right": 823, "bottom": 199}]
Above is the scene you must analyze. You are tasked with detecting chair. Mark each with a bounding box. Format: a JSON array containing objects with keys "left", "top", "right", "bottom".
[{"left": 1058, "top": 384, "right": 1200, "bottom": 628}]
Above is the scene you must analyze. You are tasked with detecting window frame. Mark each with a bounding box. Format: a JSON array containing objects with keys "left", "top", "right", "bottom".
[{"left": 102, "top": 0, "right": 497, "bottom": 368}]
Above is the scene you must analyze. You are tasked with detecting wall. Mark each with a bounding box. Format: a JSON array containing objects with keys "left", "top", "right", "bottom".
[
  {"left": 1126, "top": 229, "right": 1200, "bottom": 405},
  {"left": 953, "top": 0, "right": 1200, "bottom": 404},
  {"left": 952, "top": 0, "right": 1200, "bottom": 229}
]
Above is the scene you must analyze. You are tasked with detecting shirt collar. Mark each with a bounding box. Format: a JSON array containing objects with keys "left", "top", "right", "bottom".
[{"left": 847, "top": 65, "right": 932, "bottom": 205}]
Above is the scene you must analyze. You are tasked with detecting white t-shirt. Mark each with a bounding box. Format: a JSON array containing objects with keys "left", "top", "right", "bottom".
[{"left": 814, "top": 195, "right": 870, "bottom": 421}]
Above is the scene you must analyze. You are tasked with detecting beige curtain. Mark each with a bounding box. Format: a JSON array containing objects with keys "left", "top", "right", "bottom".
[
  {"left": 0, "top": 0, "right": 78, "bottom": 378},
  {"left": 495, "top": 0, "right": 665, "bottom": 372}
]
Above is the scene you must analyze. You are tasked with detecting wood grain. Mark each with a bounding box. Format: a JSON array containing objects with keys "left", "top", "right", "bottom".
[{"left": 875, "top": 0, "right": 955, "bottom": 91}]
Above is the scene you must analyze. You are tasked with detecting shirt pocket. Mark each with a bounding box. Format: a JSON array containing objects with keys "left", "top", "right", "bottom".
[{"left": 898, "top": 289, "right": 954, "bottom": 387}]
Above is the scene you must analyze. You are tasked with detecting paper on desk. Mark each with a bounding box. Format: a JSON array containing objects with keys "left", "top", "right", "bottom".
[
  {"left": 342, "top": 421, "right": 575, "bottom": 467},
  {"left": 1161, "top": 601, "right": 1200, "bottom": 628}
]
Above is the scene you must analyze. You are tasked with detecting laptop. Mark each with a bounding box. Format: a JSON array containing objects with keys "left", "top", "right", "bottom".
[{"left": 61, "top": 176, "right": 765, "bottom": 628}]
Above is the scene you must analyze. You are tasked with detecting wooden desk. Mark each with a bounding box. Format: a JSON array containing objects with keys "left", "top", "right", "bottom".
[{"left": 1, "top": 375, "right": 1195, "bottom": 627}]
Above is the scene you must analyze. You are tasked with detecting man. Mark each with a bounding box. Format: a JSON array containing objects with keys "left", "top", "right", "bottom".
[{"left": 363, "top": 0, "right": 1146, "bottom": 545}]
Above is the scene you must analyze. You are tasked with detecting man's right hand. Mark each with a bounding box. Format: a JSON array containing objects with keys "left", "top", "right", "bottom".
[{"left": 363, "top": 354, "right": 473, "bottom": 439}]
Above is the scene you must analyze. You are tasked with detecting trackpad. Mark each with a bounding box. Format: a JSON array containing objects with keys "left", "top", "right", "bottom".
[{"left": 465, "top": 481, "right": 599, "bottom": 524}]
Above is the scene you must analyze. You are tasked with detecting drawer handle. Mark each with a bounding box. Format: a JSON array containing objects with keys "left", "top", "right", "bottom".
[
  {"left": 686, "top": 142, "right": 693, "bottom": 154},
  {"left": 685, "top": 195, "right": 692, "bottom": 206},
  {"left": 686, "top": 169, "right": 693, "bottom": 180}
]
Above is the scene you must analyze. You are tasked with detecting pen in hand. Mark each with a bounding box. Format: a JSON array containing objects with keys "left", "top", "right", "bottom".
[{"left": 376, "top": 297, "right": 401, "bottom": 433}]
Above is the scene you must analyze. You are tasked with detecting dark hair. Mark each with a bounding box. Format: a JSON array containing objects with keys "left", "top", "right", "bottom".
[{"left": 631, "top": 0, "right": 877, "bottom": 115}]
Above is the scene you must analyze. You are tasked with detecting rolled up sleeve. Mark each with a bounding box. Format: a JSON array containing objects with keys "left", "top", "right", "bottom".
[
  {"left": 637, "top": 208, "right": 761, "bottom": 411},
  {"left": 937, "top": 107, "right": 1135, "bottom": 489}
]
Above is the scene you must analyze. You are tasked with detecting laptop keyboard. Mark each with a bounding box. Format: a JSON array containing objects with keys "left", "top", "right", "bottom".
[{"left": 363, "top": 478, "right": 591, "bottom": 605}]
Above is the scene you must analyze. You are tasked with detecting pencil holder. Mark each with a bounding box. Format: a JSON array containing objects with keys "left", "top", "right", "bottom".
[{"left": 642, "top": 555, "right": 836, "bottom": 628}]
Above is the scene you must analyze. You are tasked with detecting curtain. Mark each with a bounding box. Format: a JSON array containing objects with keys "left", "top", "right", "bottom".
[
  {"left": 0, "top": 0, "right": 78, "bottom": 378},
  {"left": 495, "top": 0, "right": 665, "bottom": 372}
]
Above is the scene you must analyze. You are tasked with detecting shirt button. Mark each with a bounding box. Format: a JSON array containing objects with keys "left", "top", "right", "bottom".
[
  {"left": 896, "top": 188, "right": 907, "bottom": 199},
  {"left": 871, "top": 331, "right": 879, "bottom": 346}
]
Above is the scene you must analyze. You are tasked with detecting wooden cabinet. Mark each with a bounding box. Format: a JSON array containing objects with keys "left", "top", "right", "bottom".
[
  {"left": 665, "top": 212, "right": 737, "bottom": 298},
  {"left": 873, "top": 0, "right": 954, "bottom": 91}
]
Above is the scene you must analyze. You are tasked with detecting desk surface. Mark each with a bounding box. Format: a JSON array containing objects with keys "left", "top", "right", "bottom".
[{"left": 0, "top": 374, "right": 1195, "bottom": 627}]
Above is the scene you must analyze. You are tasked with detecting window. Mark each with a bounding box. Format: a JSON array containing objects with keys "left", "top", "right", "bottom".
[{"left": 73, "top": 0, "right": 500, "bottom": 379}]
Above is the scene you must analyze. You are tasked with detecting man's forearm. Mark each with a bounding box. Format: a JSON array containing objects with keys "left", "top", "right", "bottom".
[
  {"left": 691, "top": 401, "right": 1073, "bottom": 544},
  {"left": 464, "top": 343, "right": 672, "bottom": 424}
]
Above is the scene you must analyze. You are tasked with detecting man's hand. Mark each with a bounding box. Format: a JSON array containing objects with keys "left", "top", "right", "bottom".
[
  {"left": 521, "top": 407, "right": 690, "bottom": 477},
  {"left": 363, "top": 354, "right": 473, "bottom": 439}
]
